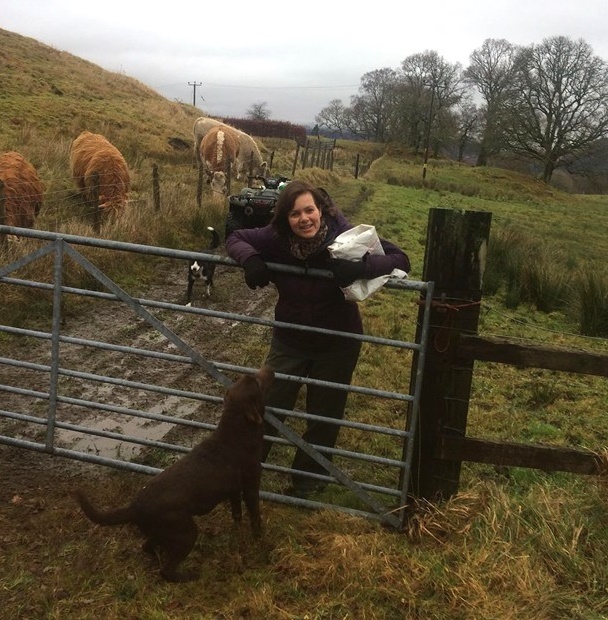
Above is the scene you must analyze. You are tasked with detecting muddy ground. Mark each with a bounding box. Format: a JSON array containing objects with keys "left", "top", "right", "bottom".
[{"left": 0, "top": 254, "right": 278, "bottom": 496}]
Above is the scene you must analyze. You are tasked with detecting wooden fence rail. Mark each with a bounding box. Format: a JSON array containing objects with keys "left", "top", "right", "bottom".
[
  {"left": 410, "top": 207, "right": 608, "bottom": 502},
  {"left": 457, "top": 334, "right": 608, "bottom": 378}
]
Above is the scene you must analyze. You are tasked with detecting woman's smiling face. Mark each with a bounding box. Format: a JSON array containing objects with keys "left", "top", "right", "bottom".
[{"left": 288, "top": 192, "right": 322, "bottom": 239}]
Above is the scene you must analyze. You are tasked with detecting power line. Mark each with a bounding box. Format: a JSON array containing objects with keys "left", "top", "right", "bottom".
[
  {"left": 154, "top": 81, "right": 358, "bottom": 91},
  {"left": 201, "top": 82, "right": 359, "bottom": 90}
]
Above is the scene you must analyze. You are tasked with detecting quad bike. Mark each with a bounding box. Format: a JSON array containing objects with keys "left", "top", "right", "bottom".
[{"left": 224, "top": 175, "right": 290, "bottom": 237}]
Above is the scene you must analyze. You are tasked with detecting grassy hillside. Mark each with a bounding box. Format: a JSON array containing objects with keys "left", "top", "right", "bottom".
[
  {"left": 0, "top": 28, "right": 202, "bottom": 161},
  {"left": 2, "top": 27, "right": 608, "bottom": 620}
]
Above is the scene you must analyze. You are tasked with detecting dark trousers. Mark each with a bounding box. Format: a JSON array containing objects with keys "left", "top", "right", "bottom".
[{"left": 262, "top": 337, "right": 361, "bottom": 487}]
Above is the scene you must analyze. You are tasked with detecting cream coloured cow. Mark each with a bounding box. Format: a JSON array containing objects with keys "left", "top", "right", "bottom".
[
  {"left": 193, "top": 116, "right": 223, "bottom": 164},
  {"left": 235, "top": 131, "right": 267, "bottom": 181},
  {"left": 193, "top": 116, "right": 267, "bottom": 181},
  {"left": 199, "top": 125, "right": 240, "bottom": 195}
]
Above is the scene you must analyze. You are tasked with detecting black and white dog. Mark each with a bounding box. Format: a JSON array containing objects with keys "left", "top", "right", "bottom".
[{"left": 186, "top": 226, "right": 221, "bottom": 306}]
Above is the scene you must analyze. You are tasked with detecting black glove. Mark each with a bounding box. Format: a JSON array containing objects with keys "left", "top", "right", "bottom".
[
  {"left": 328, "top": 258, "right": 366, "bottom": 287},
  {"left": 243, "top": 256, "right": 270, "bottom": 289}
]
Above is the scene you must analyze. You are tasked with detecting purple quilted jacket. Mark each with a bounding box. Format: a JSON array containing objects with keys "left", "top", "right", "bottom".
[{"left": 225, "top": 212, "right": 411, "bottom": 353}]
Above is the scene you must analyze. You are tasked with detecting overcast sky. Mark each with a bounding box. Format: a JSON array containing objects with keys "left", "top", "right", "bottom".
[{"left": 3, "top": 0, "right": 608, "bottom": 125}]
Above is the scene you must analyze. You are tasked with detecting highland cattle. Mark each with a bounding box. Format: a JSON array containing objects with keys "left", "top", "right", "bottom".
[
  {"left": 0, "top": 151, "right": 44, "bottom": 237},
  {"left": 69, "top": 131, "right": 130, "bottom": 223}
]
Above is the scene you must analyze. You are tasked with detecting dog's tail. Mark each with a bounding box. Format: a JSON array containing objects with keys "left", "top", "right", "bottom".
[
  {"left": 75, "top": 489, "right": 136, "bottom": 526},
  {"left": 207, "top": 226, "right": 221, "bottom": 250}
]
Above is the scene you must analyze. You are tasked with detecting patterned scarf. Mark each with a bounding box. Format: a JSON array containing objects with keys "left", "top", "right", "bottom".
[{"left": 289, "top": 219, "right": 329, "bottom": 260}]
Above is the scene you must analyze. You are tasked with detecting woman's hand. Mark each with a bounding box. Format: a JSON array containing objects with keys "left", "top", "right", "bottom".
[
  {"left": 243, "top": 256, "right": 271, "bottom": 289},
  {"left": 327, "top": 258, "right": 366, "bottom": 287}
]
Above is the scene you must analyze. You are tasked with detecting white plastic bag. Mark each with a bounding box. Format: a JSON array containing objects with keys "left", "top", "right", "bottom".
[{"left": 328, "top": 224, "right": 408, "bottom": 301}]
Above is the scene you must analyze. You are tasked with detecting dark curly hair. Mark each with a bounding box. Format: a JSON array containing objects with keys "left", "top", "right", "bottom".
[{"left": 271, "top": 180, "right": 340, "bottom": 237}]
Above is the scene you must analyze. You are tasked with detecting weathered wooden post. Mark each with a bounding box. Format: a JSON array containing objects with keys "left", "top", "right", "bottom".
[
  {"left": 407, "top": 207, "right": 491, "bottom": 501},
  {"left": 313, "top": 143, "right": 321, "bottom": 168},
  {"left": 302, "top": 140, "right": 310, "bottom": 169},
  {"left": 320, "top": 143, "right": 327, "bottom": 169},
  {"left": 152, "top": 163, "right": 161, "bottom": 211},
  {"left": 354, "top": 154, "right": 361, "bottom": 179},
  {"left": 292, "top": 142, "right": 301, "bottom": 176}
]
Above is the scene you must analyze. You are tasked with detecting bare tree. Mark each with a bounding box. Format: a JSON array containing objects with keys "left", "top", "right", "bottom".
[
  {"left": 465, "top": 38, "right": 519, "bottom": 166},
  {"left": 246, "top": 101, "right": 271, "bottom": 120},
  {"left": 398, "top": 50, "right": 465, "bottom": 154},
  {"left": 315, "top": 99, "right": 348, "bottom": 136},
  {"left": 453, "top": 100, "right": 480, "bottom": 161},
  {"left": 345, "top": 68, "right": 399, "bottom": 141},
  {"left": 507, "top": 36, "right": 608, "bottom": 182}
]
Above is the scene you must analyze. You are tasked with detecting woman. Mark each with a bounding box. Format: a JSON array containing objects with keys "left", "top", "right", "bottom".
[{"left": 225, "top": 180, "right": 411, "bottom": 497}]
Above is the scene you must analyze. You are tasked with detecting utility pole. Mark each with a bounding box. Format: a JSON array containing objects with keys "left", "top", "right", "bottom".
[{"left": 188, "top": 81, "right": 202, "bottom": 107}]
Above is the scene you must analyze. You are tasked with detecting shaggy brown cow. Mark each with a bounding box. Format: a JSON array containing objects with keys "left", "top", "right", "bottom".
[
  {"left": 69, "top": 131, "right": 130, "bottom": 222},
  {"left": 200, "top": 125, "right": 240, "bottom": 195},
  {"left": 0, "top": 151, "right": 44, "bottom": 233}
]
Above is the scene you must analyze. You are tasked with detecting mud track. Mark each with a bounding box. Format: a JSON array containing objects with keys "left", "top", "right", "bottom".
[{"left": 0, "top": 256, "right": 277, "bottom": 482}]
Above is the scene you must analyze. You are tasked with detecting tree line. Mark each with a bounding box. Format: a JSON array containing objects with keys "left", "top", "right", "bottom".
[{"left": 314, "top": 36, "right": 608, "bottom": 183}]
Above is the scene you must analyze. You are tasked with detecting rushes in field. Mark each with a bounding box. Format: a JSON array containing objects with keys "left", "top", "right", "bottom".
[{"left": 572, "top": 269, "right": 608, "bottom": 337}]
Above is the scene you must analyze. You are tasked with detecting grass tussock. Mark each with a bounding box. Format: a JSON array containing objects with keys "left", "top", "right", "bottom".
[
  {"left": 573, "top": 269, "right": 608, "bottom": 337},
  {"left": 483, "top": 224, "right": 608, "bottom": 333},
  {"left": 5, "top": 464, "right": 608, "bottom": 619}
]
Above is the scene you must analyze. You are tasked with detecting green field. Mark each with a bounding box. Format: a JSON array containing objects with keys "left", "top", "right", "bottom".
[{"left": 2, "top": 26, "right": 608, "bottom": 619}]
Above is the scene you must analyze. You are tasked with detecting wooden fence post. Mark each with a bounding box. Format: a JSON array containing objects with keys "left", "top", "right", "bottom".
[
  {"left": 292, "top": 143, "right": 300, "bottom": 176},
  {"left": 152, "top": 163, "right": 161, "bottom": 211},
  {"left": 407, "top": 207, "right": 492, "bottom": 501},
  {"left": 302, "top": 142, "right": 310, "bottom": 169}
]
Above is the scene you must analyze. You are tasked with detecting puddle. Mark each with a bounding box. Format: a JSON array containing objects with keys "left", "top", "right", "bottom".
[{"left": 55, "top": 395, "right": 202, "bottom": 461}]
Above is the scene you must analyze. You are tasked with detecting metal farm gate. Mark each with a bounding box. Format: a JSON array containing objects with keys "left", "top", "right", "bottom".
[{"left": 0, "top": 226, "right": 433, "bottom": 530}]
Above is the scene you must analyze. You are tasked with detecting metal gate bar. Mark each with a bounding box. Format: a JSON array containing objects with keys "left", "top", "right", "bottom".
[{"left": 0, "top": 225, "right": 432, "bottom": 528}]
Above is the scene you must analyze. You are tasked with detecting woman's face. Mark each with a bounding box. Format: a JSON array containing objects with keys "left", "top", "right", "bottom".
[{"left": 288, "top": 192, "right": 322, "bottom": 239}]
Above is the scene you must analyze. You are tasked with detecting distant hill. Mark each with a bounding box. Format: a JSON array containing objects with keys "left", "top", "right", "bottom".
[{"left": 0, "top": 28, "right": 204, "bottom": 158}]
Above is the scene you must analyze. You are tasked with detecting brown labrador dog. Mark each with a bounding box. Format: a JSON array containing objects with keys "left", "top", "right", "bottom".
[{"left": 75, "top": 365, "right": 274, "bottom": 582}]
